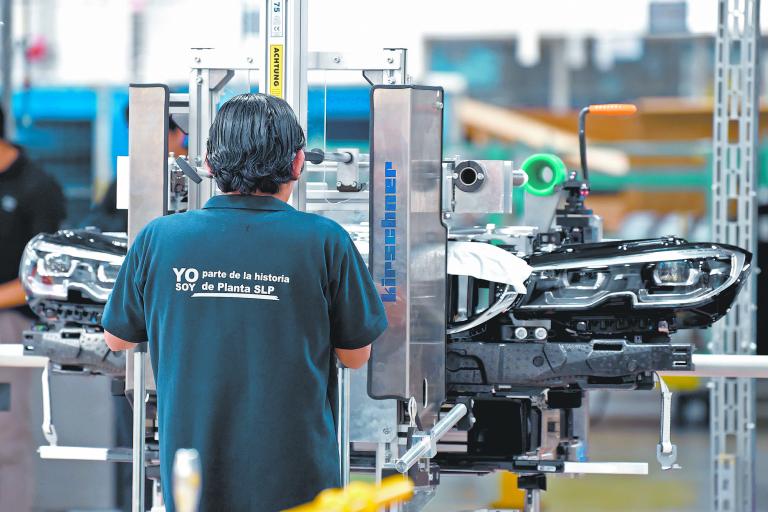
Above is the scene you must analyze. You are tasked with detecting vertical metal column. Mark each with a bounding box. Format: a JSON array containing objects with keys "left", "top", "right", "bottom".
[
  {"left": 132, "top": 344, "right": 148, "bottom": 512},
  {"left": 261, "top": 0, "right": 308, "bottom": 211},
  {"left": 710, "top": 1, "right": 759, "bottom": 511},
  {"left": 0, "top": 0, "right": 13, "bottom": 139},
  {"left": 337, "top": 366, "right": 351, "bottom": 487},
  {"left": 187, "top": 53, "right": 235, "bottom": 210}
]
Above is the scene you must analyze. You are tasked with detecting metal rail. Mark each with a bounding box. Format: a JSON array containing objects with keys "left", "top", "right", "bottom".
[
  {"left": 393, "top": 403, "right": 468, "bottom": 474},
  {"left": 660, "top": 354, "right": 768, "bottom": 379}
]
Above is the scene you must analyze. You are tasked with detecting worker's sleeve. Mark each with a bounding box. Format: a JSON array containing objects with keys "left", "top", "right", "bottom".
[
  {"left": 101, "top": 231, "right": 148, "bottom": 343},
  {"left": 329, "top": 235, "right": 388, "bottom": 350},
  {"left": 29, "top": 173, "right": 66, "bottom": 235}
]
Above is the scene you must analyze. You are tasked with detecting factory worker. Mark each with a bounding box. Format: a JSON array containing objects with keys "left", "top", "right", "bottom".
[
  {"left": 0, "top": 105, "right": 66, "bottom": 511},
  {"left": 103, "top": 93, "right": 387, "bottom": 512}
]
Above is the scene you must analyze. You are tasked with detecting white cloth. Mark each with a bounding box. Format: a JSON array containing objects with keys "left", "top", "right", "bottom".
[{"left": 447, "top": 241, "right": 532, "bottom": 294}]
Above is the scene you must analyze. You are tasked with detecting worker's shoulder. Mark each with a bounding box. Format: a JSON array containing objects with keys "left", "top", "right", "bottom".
[
  {"left": 134, "top": 212, "right": 190, "bottom": 242},
  {"left": 289, "top": 210, "right": 351, "bottom": 240}
]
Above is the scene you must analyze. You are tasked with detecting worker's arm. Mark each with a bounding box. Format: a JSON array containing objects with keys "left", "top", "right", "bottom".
[
  {"left": 104, "top": 330, "right": 140, "bottom": 352},
  {"left": 0, "top": 279, "right": 27, "bottom": 309},
  {"left": 335, "top": 344, "right": 371, "bottom": 370}
]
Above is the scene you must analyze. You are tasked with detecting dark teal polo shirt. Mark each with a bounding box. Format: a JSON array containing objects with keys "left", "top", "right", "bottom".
[{"left": 102, "top": 194, "right": 387, "bottom": 512}]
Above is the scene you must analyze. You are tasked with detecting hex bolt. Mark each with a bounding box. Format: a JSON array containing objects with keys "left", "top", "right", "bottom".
[
  {"left": 532, "top": 356, "right": 545, "bottom": 367},
  {"left": 514, "top": 327, "right": 528, "bottom": 340},
  {"left": 533, "top": 327, "right": 547, "bottom": 340}
]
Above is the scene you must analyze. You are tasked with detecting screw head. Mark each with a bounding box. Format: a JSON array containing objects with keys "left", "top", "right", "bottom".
[
  {"left": 333, "top": 56, "right": 341, "bottom": 63},
  {"left": 196, "top": 76, "right": 204, "bottom": 84},
  {"left": 387, "top": 77, "right": 396, "bottom": 84},
  {"left": 514, "top": 327, "right": 528, "bottom": 340},
  {"left": 533, "top": 327, "right": 547, "bottom": 340},
  {"left": 246, "top": 57, "right": 253, "bottom": 63},
  {"left": 194, "top": 56, "right": 201, "bottom": 63},
  {"left": 532, "top": 356, "right": 545, "bottom": 367},
  {"left": 387, "top": 57, "right": 394, "bottom": 64},
  {"left": 336, "top": 181, "right": 342, "bottom": 187}
]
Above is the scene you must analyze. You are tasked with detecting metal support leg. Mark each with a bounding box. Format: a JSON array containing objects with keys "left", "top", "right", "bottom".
[
  {"left": 132, "top": 344, "right": 148, "bottom": 512},
  {"left": 524, "top": 489, "right": 540, "bottom": 512},
  {"left": 40, "top": 363, "right": 58, "bottom": 446},
  {"left": 337, "top": 366, "right": 351, "bottom": 487}
]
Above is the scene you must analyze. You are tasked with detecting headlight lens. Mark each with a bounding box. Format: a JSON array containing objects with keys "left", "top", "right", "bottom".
[
  {"left": 97, "top": 263, "right": 121, "bottom": 283},
  {"left": 41, "top": 253, "right": 75, "bottom": 277},
  {"left": 652, "top": 260, "right": 697, "bottom": 286}
]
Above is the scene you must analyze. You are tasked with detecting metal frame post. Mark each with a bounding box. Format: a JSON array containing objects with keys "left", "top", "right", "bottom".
[
  {"left": 132, "top": 344, "right": 148, "bottom": 512},
  {"left": 710, "top": 1, "right": 760, "bottom": 511},
  {"left": 261, "top": 0, "right": 308, "bottom": 211},
  {"left": 1, "top": 0, "right": 13, "bottom": 139}
]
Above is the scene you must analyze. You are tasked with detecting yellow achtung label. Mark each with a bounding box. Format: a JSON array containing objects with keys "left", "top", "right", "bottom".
[{"left": 269, "top": 44, "right": 283, "bottom": 98}]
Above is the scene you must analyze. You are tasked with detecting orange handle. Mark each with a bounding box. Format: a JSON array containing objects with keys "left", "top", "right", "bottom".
[{"left": 588, "top": 103, "right": 637, "bottom": 116}]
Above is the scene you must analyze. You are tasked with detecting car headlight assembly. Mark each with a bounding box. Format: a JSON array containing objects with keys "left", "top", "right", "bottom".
[
  {"left": 516, "top": 238, "right": 751, "bottom": 325},
  {"left": 20, "top": 231, "right": 126, "bottom": 304}
]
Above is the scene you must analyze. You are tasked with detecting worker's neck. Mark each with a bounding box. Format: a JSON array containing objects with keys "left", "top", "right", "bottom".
[
  {"left": 226, "top": 183, "right": 294, "bottom": 204},
  {"left": 0, "top": 139, "right": 19, "bottom": 174}
]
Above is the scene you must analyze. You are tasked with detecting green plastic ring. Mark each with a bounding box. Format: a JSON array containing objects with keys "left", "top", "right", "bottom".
[{"left": 521, "top": 153, "right": 567, "bottom": 196}]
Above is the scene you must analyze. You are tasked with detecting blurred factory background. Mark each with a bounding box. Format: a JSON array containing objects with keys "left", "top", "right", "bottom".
[{"left": 2, "top": 0, "right": 768, "bottom": 510}]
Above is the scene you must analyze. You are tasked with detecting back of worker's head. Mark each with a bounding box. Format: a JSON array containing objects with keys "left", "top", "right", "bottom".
[
  {"left": 0, "top": 104, "right": 5, "bottom": 140},
  {"left": 206, "top": 93, "right": 305, "bottom": 195}
]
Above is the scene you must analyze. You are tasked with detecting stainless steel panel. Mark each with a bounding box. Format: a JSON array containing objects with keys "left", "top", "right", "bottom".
[
  {"left": 127, "top": 84, "right": 169, "bottom": 395},
  {"left": 349, "top": 364, "right": 397, "bottom": 443},
  {"left": 368, "top": 86, "right": 446, "bottom": 428},
  {"left": 128, "top": 85, "right": 168, "bottom": 242}
]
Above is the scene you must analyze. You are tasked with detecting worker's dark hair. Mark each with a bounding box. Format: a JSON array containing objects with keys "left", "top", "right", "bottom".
[
  {"left": 0, "top": 104, "right": 5, "bottom": 139},
  {"left": 206, "top": 93, "right": 305, "bottom": 195}
]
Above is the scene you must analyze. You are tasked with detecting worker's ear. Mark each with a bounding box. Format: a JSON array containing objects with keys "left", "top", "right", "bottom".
[{"left": 291, "top": 149, "right": 305, "bottom": 180}]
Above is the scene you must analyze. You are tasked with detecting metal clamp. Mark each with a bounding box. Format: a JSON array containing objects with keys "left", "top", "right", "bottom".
[
  {"left": 655, "top": 374, "right": 681, "bottom": 471},
  {"left": 393, "top": 403, "right": 468, "bottom": 474}
]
